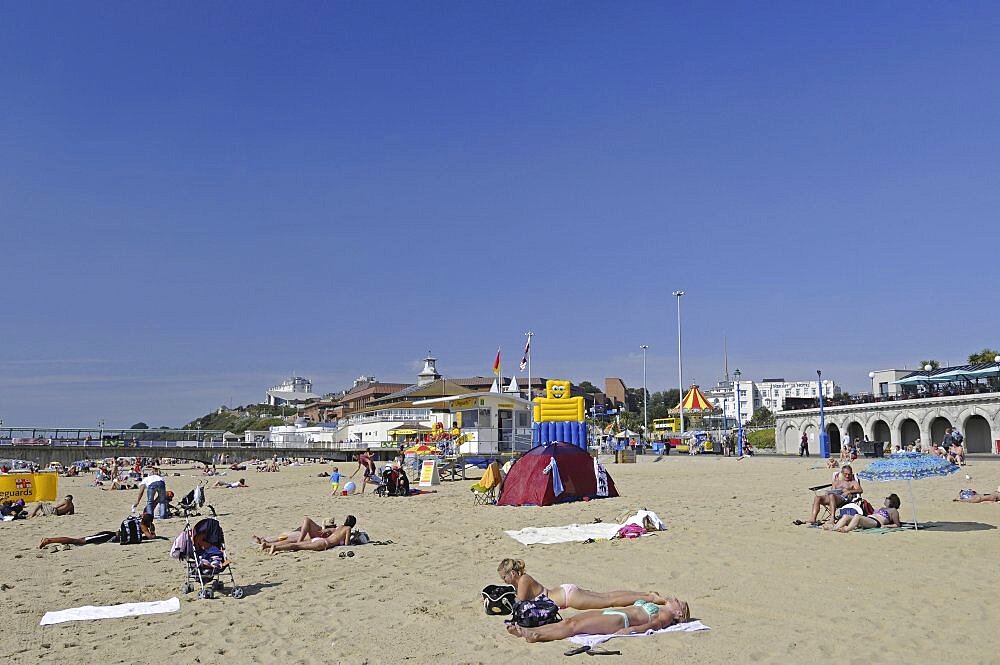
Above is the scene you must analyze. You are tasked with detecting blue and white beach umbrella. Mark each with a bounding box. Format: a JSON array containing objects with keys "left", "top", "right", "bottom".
[{"left": 857, "top": 452, "right": 960, "bottom": 530}]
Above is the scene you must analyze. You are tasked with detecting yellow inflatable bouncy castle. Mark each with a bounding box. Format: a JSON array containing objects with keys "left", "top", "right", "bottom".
[{"left": 532, "top": 380, "right": 587, "bottom": 448}]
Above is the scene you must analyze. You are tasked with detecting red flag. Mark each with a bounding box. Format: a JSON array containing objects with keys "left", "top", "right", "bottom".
[{"left": 492, "top": 348, "right": 501, "bottom": 375}]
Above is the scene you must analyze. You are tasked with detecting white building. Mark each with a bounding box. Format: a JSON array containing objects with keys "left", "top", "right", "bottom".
[
  {"left": 757, "top": 378, "right": 840, "bottom": 412},
  {"left": 265, "top": 376, "right": 319, "bottom": 407},
  {"left": 703, "top": 376, "right": 841, "bottom": 424}
]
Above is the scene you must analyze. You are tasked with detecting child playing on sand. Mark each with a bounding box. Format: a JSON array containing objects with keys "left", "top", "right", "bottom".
[{"left": 330, "top": 467, "right": 342, "bottom": 496}]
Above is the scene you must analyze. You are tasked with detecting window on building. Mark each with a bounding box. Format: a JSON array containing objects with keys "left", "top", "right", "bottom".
[
  {"left": 460, "top": 409, "right": 478, "bottom": 428},
  {"left": 516, "top": 411, "right": 529, "bottom": 427}
]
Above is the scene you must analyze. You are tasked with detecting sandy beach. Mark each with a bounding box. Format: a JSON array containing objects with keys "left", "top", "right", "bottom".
[{"left": 3, "top": 454, "right": 999, "bottom": 664}]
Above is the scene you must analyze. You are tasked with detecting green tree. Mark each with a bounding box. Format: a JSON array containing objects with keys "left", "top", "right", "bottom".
[
  {"left": 918, "top": 359, "right": 940, "bottom": 370},
  {"left": 577, "top": 381, "right": 601, "bottom": 394},
  {"left": 129, "top": 422, "right": 149, "bottom": 430},
  {"left": 625, "top": 387, "right": 648, "bottom": 413},
  {"left": 968, "top": 348, "right": 1000, "bottom": 364},
  {"left": 747, "top": 407, "right": 774, "bottom": 428},
  {"left": 647, "top": 389, "right": 680, "bottom": 421}
]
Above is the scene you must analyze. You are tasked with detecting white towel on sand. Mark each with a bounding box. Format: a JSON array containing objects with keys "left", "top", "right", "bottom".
[
  {"left": 505, "top": 523, "right": 622, "bottom": 544},
  {"left": 40, "top": 597, "right": 181, "bottom": 626},
  {"left": 568, "top": 620, "right": 711, "bottom": 646}
]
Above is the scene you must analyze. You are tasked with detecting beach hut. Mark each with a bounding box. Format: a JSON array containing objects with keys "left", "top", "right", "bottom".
[{"left": 497, "top": 442, "right": 617, "bottom": 506}]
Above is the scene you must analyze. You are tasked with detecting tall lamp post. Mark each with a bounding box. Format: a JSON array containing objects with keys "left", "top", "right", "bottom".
[
  {"left": 640, "top": 345, "right": 649, "bottom": 445},
  {"left": 817, "top": 370, "right": 829, "bottom": 458},
  {"left": 734, "top": 368, "right": 743, "bottom": 457},
  {"left": 672, "top": 291, "right": 685, "bottom": 439},
  {"left": 924, "top": 364, "right": 933, "bottom": 395},
  {"left": 98, "top": 418, "right": 105, "bottom": 443}
]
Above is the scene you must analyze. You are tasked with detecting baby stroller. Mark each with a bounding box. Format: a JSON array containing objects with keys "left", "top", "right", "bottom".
[
  {"left": 172, "top": 517, "right": 243, "bottom": 600},
  {"left": 169, "top": 483, "right": 215, "bottom": 518},
  {"left": 374, "top": 466, "right": 410, "bottom": 497}
]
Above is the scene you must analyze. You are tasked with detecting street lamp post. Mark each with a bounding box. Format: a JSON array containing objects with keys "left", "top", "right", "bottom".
[
  {"left": 817, "top": 370, "right": 829, "bottom": 458},
  {"left": 672, "top": 291, "right": 685, "bottom": 440},
  {"left": 98, "top": 419, "right": 105, "bottom": 443},
  {"left": 734, "top": 368, "right": 743, "bottom": 457},
  {"left": 640, "top": 345, "right": 649, "bottom": 445},
  {"left": 924, "top": 364, "right": 933, "bottom": 396},
  {"left": 868, "top": 371, "right": 876, "bottom": 398}
]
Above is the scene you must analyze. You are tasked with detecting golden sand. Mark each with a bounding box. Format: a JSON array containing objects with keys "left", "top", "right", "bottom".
[{"left": 2, "top": 455, "right": 998, "bottom": 664}]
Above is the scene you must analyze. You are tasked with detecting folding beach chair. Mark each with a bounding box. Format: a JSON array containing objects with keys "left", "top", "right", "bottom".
[{"left": 471, "top": 462, "right": 501, "bottom": 506}]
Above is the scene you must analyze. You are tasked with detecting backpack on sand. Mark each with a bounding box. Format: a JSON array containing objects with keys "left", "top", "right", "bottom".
[
  {"left": 481, "top": 584, "right": 516, "bottom": 616},
  {"left": 119, "top": 516, "right": 143, "bottom": 545}
]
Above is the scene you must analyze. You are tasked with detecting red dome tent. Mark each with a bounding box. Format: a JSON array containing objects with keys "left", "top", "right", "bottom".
[{"left": 498, "top": 442, "right": 618, "bottom": 507}]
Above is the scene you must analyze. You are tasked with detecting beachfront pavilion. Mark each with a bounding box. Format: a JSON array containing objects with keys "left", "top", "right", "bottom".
[
  {"left": 412, "top": 392, "right": 534, "bottom": 455},
  {"left": 774, "top": 391, "right": 1000, "bottom": 455}
]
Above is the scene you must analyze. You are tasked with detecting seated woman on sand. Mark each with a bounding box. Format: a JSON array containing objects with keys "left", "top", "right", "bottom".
[
  {"left": 825, "top": 493, "right": 902, "bottom": 532},
  {"left": 506, "top": 597, "right": 690, "bottom": 643},
  {"left": 264, "top": 516, "right": 356, "bottom": 555},
  {"left": 497, "top": 559, "right": 669, "bottom": 610}
]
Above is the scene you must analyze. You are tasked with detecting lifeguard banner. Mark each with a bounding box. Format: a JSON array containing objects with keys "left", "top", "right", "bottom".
[
  {"left": 419, "top": 459, "right": 440, "bottom": 487},
  {"left": 0, "top": 472, "right": 59, "bottom": 502}
]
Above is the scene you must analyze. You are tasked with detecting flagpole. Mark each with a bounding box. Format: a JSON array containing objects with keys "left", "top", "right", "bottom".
[{"left": 525, "top": 331, "right": 534, "bottom": 450}]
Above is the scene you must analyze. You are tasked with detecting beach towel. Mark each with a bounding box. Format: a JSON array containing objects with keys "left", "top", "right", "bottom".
[
  {"left": 594, "top": 458, "right": 609, "bottom": 497},
  {"left": 40, "top": 597, "right": 181, "bottom": 626},
  {"left": 543, "top": 457, "right": 564, "bottom": 497},
  {"left": 505, "top": 523, "right": 622, "bottom": 545},
  {"left": 568, "top": 620, "right": 711, "bottom": 647}
]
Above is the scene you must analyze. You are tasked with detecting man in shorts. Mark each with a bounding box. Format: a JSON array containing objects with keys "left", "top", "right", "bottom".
[
  {"left": 37, "top": 512, "right": 157, "bottom": 548},
  {"left": 28, "top": 495, "right": 75, "bottom": 518}
]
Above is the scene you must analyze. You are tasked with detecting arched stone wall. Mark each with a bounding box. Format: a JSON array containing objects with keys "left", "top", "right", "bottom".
[
  {"left": 828, "top": 423, "right": 842, "bottom": 453},
  {"left": 964, "top": 415, "right": 992, "bottom": 453},
  {"left": 899, "top": 418, "right": 920, "bottom": 448},
  {"left": 780, "top": 424, "right": 800, "bottom": 452},
  {"left": 930, "top": 416, "right": 953, "bottom": 446},
  {"left": 872, "top": 419, "right": 891, "bottom": 444}
]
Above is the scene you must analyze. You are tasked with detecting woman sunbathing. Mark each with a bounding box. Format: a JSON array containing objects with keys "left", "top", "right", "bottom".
[
  {"left": 506, "top": 597, "right": 690, "bottom": 643},
  {"left": 253, "top": 516, "right": 338, "bottom": 547},
  {"left": 954, "top": 490, "right": 1000, "bottom": 503},
  {"left": 497, "top": 558, "right": 668, "bottom": 610},
  {"left": 826, "top": 493, "right": 902, "bottom": 532},
  {"left": 265, "top": 515, "right": 356, "bottom": 555}
]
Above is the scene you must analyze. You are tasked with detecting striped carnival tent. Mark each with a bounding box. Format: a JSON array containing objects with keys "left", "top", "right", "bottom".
[{"left": 674, "top": 385, "right": 715, "bottom": 412}]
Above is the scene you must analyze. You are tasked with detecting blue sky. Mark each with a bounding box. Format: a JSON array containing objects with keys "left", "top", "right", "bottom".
[{"left": 3, "top": 2, "right": 999, "bottom": 427}]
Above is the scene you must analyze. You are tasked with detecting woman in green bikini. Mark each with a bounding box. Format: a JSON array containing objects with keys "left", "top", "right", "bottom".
[
  {"left": 497, "top": 558, "right": 669, "bottom": 610},
  {"left": 506, "top": 597, "right": 691, "bottom": 642}
]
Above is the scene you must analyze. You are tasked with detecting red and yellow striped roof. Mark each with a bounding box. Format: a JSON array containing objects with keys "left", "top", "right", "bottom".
[{"left": 678, "top": 385, "right": 714, "bottom": 411}]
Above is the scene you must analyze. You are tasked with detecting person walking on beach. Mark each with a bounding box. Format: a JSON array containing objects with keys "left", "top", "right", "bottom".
[
  {"left": 350, "top": 452, "right": 377, "bottom": 494},
  {"left": 799, "top": 432, "right": 809, "bottom": 457}
]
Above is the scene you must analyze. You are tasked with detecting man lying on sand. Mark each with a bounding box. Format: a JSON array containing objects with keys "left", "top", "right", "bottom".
[
  {"left": 506, "top": 597, "right": 690, "bottom": 643},
  {"left": 259, "top": 516, "right": 356, "bottom": 555},
  {"left": 497, "top": 558, "right": 670, "bottom": 610},
  {"left": 38, "top": 512, "right": 157, "bottom": 548},
  {"left": 214, "top": 478, "right": 247, "bottom": 488}
]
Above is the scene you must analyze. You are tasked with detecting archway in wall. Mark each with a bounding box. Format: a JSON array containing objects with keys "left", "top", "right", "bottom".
[
  {"left": 899, "top": 418, "right": 920, "bottom": 448},
  {"left": 844, "top": 422, "right": 862, "bottom": 445},
  {"left": 828, "top": 424, "right": 842, "bottom": 453},
  {"left": 930, "top": 417, "right": 953, "bottom": 447},
  {"left": 963, "top": 415, "right": 992, "bottom": 454},
  {"left": 802, "top": 423, "right": 817, "bottom": 454},
  {"left": 872, "top": 420, "right": 891, "bottom": 445},
  {"left": 781, "top": 426, "right": 800, "bottom": 453}
]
